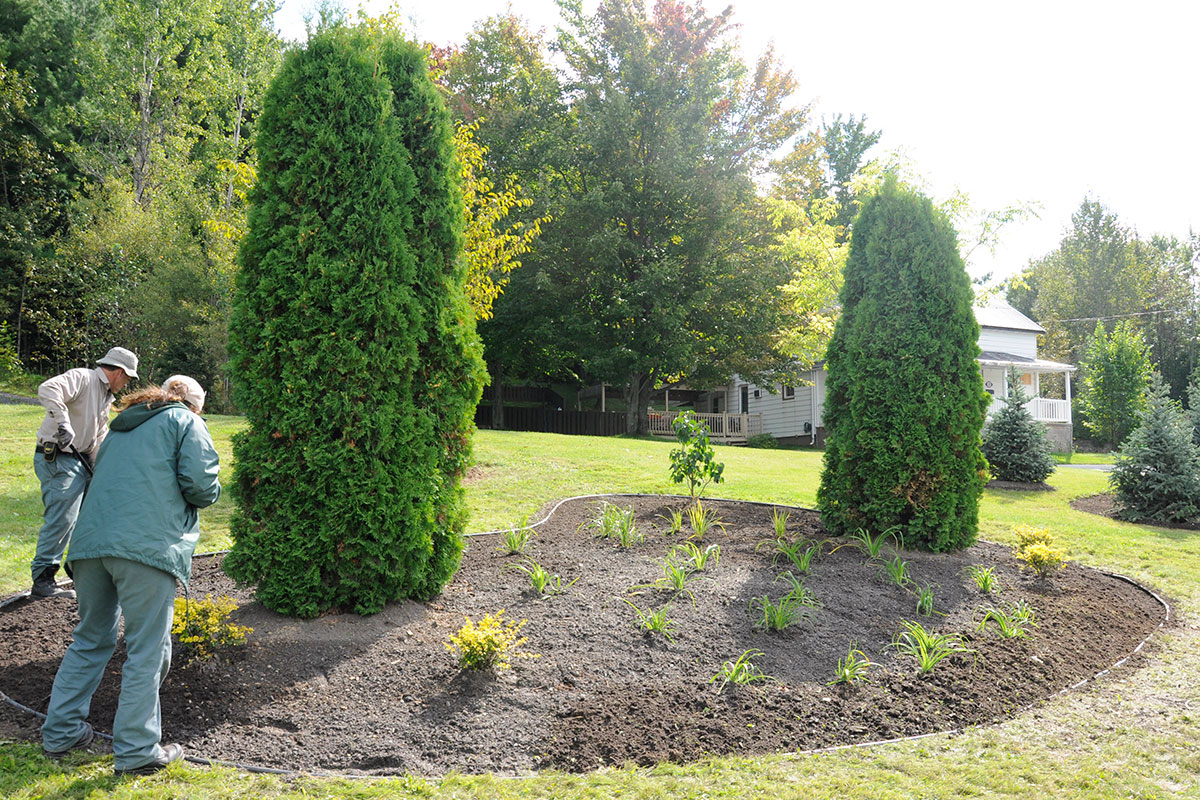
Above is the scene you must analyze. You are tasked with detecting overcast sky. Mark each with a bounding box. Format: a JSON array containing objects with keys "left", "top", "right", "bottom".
[{"left": 273, "top": 0, "right": 1199, "bottom": 283}]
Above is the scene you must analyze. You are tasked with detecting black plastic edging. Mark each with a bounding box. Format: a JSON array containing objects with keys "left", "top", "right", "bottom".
[{"left": 0, "top": 495, "right": 1175, "bottom": 779}]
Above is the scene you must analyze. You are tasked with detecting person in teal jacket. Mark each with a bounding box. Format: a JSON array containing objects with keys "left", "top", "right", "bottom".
[{"left": 41, "top": 375, "right": 221, "bottom": 775}]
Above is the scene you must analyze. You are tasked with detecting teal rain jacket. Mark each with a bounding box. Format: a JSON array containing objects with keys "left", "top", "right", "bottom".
[{"left": 66, "top": 402, "right": 221, "bottom": 586}]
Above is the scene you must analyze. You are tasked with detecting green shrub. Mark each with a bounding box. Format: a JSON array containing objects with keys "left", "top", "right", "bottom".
[
  {"left": 224, "top": 26, "right": 484, "bottom": 618},
  {"left": 981, "top": 368, "right": 1055, "bottom": 483},
  {"left": 817, "top": 178, "right": 988, "bottom": 552},
  {"left": 0, "top": 322, "right": 19, "bottom": 377},
  {"left": 746, "top": 433, "right": 779, "bottom": 449},
  {"left": 1110, "top": 373, "right": 1200, "bottom": 523}
]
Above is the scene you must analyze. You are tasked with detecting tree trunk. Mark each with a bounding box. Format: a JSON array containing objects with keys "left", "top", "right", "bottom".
[
  {"left": 133, "top": 53, "right": 158, "bottom": 207},
  {"left": 225, "top": 92, "right": 245, "bottom": 209},
  {"left": 492, "top": 363, "right": 505, "bottom": 430},
  {"left": 623, "top": 371, "right": 651, "bottom": 434}
]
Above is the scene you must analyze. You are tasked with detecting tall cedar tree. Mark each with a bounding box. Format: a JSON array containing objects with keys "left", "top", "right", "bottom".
[
  {"left": 981, "top": 369, "right": 1056, "bottom": 483},
  {"left": 1110, "top": 373, "right": 1200, "bottom": 523},
  {"left": 224, "top": 27, "right": 484, "bottom": 618},
  {"left": 817, "top": 179, "right": 989, "bottom": 551}
]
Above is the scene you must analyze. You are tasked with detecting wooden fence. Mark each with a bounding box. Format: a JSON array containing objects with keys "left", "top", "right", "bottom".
[{"left": 475, "top": 405, "right": 627, "bottom": 437}]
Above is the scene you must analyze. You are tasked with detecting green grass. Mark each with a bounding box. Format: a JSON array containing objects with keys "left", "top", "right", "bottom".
[{"left": 3, "top": 408, "right": 1200, "bottom": 799}]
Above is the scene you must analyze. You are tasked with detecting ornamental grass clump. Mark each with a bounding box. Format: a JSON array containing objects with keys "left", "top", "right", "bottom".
[
  {"left": 446, "top": 611, "right": 534, "bottom": 670},
  {"left": 1110, "top": 373, "right": 1200, "bottom": 523},
  {"left": 981, "top": 368, "right": 1056, "bottom": 483},
  {"left": 686, "top": 500, "right": 725, "bottom": 540},
  {"left": 622, "top": 599, "right": 677, "bottom": 642},
  {"left": 171, "top": 596, "right": 253, "bottom": 663},
  {"left": 710, "top": 649, "right": 771, "bottom": 692},
  {"left": 844, "top": 527, "right": 900, "bottom": 559},
  {"left": 976, "top": 600, "right": 1037, "bottom": 638},
  {"left": 498, "top": 515, "right": 534, "bottom": 555},
  {"left": 224, "top": 26, "right": 484, "bottom": 618},
  {"left": 891, "top": 620, "right": 973, "bottom": 674},
  {"left": 817, "top": 179, "right": 988, "bottom": 553},
  {"left": 828, "top": 645, "right": 874, "bottom": 685},
  {"left": 967, "top": 564, "right": 998, "bottom": 593},
  {"left": 584, "top": 501, "right": 640, "bottom": 546}
]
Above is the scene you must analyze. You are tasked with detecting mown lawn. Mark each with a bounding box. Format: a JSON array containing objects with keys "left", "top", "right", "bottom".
[{"left": 2, "top": 408, "right": 1198, "bottom": 799}]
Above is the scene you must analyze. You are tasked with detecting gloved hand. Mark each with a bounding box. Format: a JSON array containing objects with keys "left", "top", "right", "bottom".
[{"left": 55, "top": 422, "right": 75, "bottom": 448}]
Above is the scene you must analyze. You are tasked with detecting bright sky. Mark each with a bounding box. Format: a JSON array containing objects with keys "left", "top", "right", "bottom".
[{"left": 273, "top": 0, "right": 1199, "bottom": 283}]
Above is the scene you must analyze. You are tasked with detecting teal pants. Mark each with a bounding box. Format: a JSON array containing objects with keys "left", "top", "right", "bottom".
[
  {"left": 42, "top": 557, "right": 177, "bottom": 770},
  {"left": 31, "top": 453, "right": 90, "bottom": 581}
]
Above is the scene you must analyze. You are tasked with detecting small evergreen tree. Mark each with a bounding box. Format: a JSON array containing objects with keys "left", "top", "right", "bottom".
[
  {"left": 1080, "top": 319, "right": 1153, "bottom": 449},
  {"left": 1110, "top": 373, "right": 1200, "bottom": 523},
  {"left": 817, "top": 178, "right": 989, "bottom": 552},
  {"left": 224, "top": 26, "right": 484, "bottom": 618},
  {"left": 1186, "top": 372, "right": 1200, "bottom": 448},
  {"left": 981, "top": 369, "right": 1056, "bottom": 483}
]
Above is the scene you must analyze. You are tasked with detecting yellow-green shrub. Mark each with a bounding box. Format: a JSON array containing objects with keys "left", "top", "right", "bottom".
[
  {"left": 1013, "top": 524, "right": 1053, "bottom": 552},
  {"left": 171, "top": 595, "right": 253, "bottom": 662},
  {"left": 1016, "top": 541, "right": 1067, "bottom": 579},
  {"left": 445, "top": 610, "right": 534, "bottom": 670}
]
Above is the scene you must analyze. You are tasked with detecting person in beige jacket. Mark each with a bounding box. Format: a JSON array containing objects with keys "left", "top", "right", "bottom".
[{"left": 30, "top": 347, "right": 138, "bottom": 598}]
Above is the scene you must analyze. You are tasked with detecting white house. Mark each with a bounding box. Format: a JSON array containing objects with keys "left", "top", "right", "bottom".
[{"left": 683, "top": 301, "right": 1076, "bottom": 451}]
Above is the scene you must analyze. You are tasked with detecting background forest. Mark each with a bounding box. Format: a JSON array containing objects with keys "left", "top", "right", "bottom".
[{"left": 2, "top": 0, "right": 1197, "bottom": 435}]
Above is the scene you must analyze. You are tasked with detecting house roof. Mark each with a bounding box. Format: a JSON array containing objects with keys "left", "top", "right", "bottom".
[
  {"left": 974, "top": 301, "right": 1045, "bottom": 334},
  {"left": 978, "top": 351, "right": 1077, "bottom": 372}
]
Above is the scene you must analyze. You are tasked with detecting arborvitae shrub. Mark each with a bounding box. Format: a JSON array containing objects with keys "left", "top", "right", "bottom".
[
  {"left": 981, "top": 369, "right": 1056, "bottom": 483},
  {"left": 224, "top": 27, "right": 484, "bottom": 618},
  {"left": 817, "top": 178, "right": 989, "bottom": 552},
  {"left": 1110, "top": 373, "right": 1200, "bottom": 523}
]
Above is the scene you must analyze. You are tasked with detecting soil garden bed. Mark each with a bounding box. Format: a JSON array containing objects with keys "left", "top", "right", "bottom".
[
  {"left": 0, "top": 496, "right": 1166, "bottom": 776},
  {"left": 1071, "top": 492, "right": 1200, "bottom": 531}
]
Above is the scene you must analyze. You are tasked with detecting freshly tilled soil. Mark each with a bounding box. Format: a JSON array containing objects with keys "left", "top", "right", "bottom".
[{"left": 0, "top": 496, "right": 1166, "bottom": 775}]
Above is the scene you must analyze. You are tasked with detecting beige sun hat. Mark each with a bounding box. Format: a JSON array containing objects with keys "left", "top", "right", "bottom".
[
  {"left": 163, "top": 375, "right": 206, "bottom": 413},
  {"left": 97, "top": 347, "right": 139, "bottom": 379}
]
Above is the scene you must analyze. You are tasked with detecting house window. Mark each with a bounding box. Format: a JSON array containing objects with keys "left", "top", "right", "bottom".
[
  {"left": 782, "top": 384, "right": 795, "bottom": 401},
  {"left": 711, "top": 397, "right": 721, "bottom": 413},
  {"left": 740, "top": 385, "right": 749, "bottom": 414}
]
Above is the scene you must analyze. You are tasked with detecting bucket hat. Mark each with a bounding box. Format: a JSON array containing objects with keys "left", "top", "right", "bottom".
[
  {"left": 96, "top": 347, "right": 139, "bottom": 379},
  {"left": 163, "top": 375, "right": 206, "bottom": 413}
]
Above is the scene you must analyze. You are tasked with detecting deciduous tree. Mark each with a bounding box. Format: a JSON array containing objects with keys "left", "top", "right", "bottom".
[
  {"left": 549, "top": 0, "right": 805, "bottom": 432},
  {"left": 1079, "top": 319, "right": 1153, "bottom": 449}
]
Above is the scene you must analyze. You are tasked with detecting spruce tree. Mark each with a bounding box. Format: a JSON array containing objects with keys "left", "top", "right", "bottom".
[
  {"left": 224, "top": 27, "right": 484, "bottom": 618},
  {"left": 1110, "top": 373, "right": 1200, "bottom": 523},
  {"left": 817, "top": 178, "right": 989, "bottom": 551},
  {"left": 981, "top": 369, "right": 1056, "bottom": 483},
  {"left": 1186, "top": 372, "right": 1200, "bottom": 448}
]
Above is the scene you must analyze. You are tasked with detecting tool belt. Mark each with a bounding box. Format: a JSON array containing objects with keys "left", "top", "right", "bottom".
[{"left": 37, "top": 441, "right": 89, "bottom": 466}]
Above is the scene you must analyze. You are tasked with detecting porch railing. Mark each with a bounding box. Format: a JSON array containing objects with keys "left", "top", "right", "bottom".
[
  {"left": 988, "top": 396, "right": 1071, "bottom": 424},
  {"left": 647, "top": 411, "right": 763, "bottom": 444}
]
